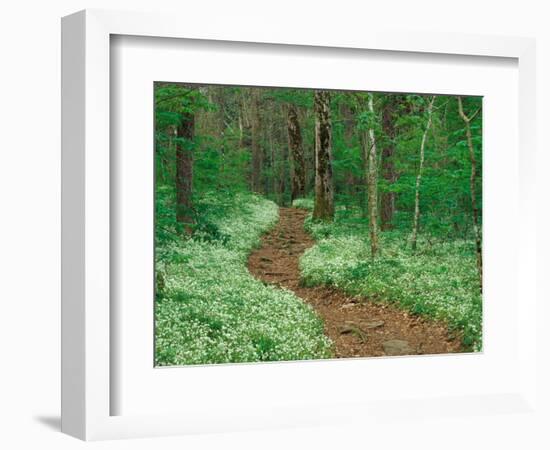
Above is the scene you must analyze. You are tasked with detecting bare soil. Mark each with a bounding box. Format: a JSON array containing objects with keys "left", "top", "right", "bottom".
[{"left": 247, "top": 207, "right": 463, "bottom": 358}]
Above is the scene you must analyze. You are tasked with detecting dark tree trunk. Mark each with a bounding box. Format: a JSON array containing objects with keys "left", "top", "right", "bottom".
[
  {"left": 458, "top": 96, "right": 483, "bottom": 292},
  {"left": 313, "top": 91, "right": 334, "bottom": 221},
  {"left": 270, "top": 128, "right": 276, "bottom": 198},
  {"left": 250, "top": 88, "right": 263, "bottom": 193},
  {"left": 175, "top": 112, "right": 195, "bottom": 231},
  {"left": 341, "top": 101, "right": 358, "bottom": 206},
  {"left": 341, "top": 102, "right": 355, "bottom": 147},
  {"left": 216, "top": 88, "right": 226, "bottom": 186},
  {"left": 286, "top": 104, "right": 306, "bottom": 201},
  {"left": 278, "top": 141, "right": 287, "bottom": 206},
  {"left": 380, "top": 97, "right": 398, "bottom": 230}
]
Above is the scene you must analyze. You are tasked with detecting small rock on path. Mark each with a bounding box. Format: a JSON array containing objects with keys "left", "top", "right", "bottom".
[{"left": 382, "top": 339, "right": 414, "bottom": 356}]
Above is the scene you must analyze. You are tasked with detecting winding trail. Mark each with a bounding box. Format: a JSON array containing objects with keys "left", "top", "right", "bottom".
[{"left": 248, "top": 207, "right": 463, "bottom": 358}]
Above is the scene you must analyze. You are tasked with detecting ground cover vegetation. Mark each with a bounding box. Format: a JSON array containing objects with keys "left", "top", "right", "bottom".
[{"left": 154, "top": 82, "right": 483, "bottom": 364}]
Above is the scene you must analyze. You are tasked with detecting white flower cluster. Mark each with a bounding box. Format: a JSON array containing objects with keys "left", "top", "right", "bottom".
[
  {"left": 300, "top": 213, "right": 482, "bottom": 351},
  {"left": 291, "top": 198, "right": 314, "bottom": 210},
  {"left": 155, "top": 193, "right": 333, "bottom": 366}
]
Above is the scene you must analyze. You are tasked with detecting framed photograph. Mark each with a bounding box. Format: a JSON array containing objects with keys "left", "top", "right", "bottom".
[{"left": 61, "top": 9, "right": 537, "bottom": 441}]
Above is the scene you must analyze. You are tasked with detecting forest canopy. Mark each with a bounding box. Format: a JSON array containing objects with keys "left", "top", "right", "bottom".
[{"left": 154, "top": 82, "right": 482, "bottom": 366}]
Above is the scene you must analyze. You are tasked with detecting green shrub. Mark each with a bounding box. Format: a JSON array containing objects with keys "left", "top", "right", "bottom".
[{"left": 292, "top": 198, "right": 314, "bottom": 210}]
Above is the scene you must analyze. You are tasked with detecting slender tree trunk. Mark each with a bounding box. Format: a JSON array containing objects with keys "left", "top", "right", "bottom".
[
  {"left": 286, "top": 103, "right": 306, "bottom": 201},
  {"left": 366, "top": 94, "right": 380, "bottom": 257},
  {"left": 238, "top": 113, "right": 244, "bottom": 148},
  {"left": 312, "top": 91, "right": 334, "bottom": 221},
  {"left": 250, "top": 88, "right": 263, "bottom": 193},
  {"left": 458, "top": 96, "right": 483, "bottom": 292},
  {"left": 239, "top": 90, "right": 249, "bottom": 149},
  {"left": 306, "top": 109, "right": 316, "bottom": 194},
  {"left": 380, "top": 97, "right": 399, "bottom": 230},
  {"left": 341, "top": 102, "right": 355, "bottom": 147},
  {"left": 175, "top": 112, "right": 195, "bottom": 232},
  {"left": 359, "top": 131, "right": 369, "bottom": 218},
  {"left": 278, "top": 139, "right": 287, "bottom": 206},
  {"left": 411, "top": 95, "right": 436, "bottom": 251},
  {"left": 217, "top": 89, "right": 226, "bottom": 186},
  {"left": 270, "top": 129, "right": 276, "bottom": 199}
]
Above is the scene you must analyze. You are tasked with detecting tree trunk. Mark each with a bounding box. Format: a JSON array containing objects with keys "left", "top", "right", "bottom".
[
  {"left": 341, "top": 101, "right": 358, "bottom": 207},
  {"left": 411, "top": 95, "right": 436, "bottom": 251},
  {"left": 216, "top": 88, "right": 226, "bottom": 186},
  {"left": 175, "top": 112, "right": 195, "bottom": 232},
  {"left": 359, "top": 130, "right": 369, "bottom": 218},
  {"left": 286, "top": 103, "right": 306, "bottom": 201},
  {"left": 380, "top": 97, "right": 399, "bottom": 230},
  {"left": 278, "top": 139, "right": 287, "bottom": 206},
  {"left": 341, "top": 101, "right": 355, "bottom": 147},
  {"left": 270, "top": 128, "right": 276, "bottom": 199},
  {"left": 366, "top": 94, "right": 380, "bottom": 257},
  {"left": 237, "top": 111, "right": 244, "bottom": 148},
  {"left": 250, "top": 88, "right": 263, "bottom": 193},
  {"left": 458, "top": 96, "right": 483, "bottom": 292},
  {"left": 312, "top": 91, "right": 334, "bottom": 221}
]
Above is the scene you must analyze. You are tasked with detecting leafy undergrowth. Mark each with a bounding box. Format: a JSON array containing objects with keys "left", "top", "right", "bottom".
[
  {"left": 291, "top": 198, "right": 315, "bottom": 210},
  {"left": 293, "top": 199, "right": 482, "bottom": 351},
  {"left": 155, "top": 193, "right": 332, "bottom": 366}
]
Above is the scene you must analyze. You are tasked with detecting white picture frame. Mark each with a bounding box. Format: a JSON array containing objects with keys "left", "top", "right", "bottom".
[{"left": 61, "top": 9, "right": 538, "bottom": 441}]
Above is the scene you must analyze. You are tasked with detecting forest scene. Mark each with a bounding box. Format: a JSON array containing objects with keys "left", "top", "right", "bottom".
[{"left": 154, "top": 82, "right": 482, "bottom": 366}]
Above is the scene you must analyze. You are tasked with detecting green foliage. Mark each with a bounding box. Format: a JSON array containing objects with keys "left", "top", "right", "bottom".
[
  {"left": 263, "top": 87, "right": 313, "bottom": 108},
  {"left": 299, "top": 210, "right": 482, "bottom": 351},
  {"left": 155, "top": 193, "right": 332, "bottom": 366},
  {"left": 154, "top": 83, "right": 484, "bottom": 363},
  {"left": 291, "top": 198, "right": 314, "bottom": 210}
]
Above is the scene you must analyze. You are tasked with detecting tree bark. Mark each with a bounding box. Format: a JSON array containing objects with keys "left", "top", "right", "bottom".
[
  {"left": 238, "top": 113, "right": 244, "bottom": 148},
  {"left": 250, "top": 88, "right": 263, "bottom": 193},
  {"left": 278, "top": 137, "right": 288, "bottom": 206},
  {"left": 380, "top": 97, "right": 399, "bottom": 230},
  {"left": 270, "top": 125, "right": 276, "bottom": 198},
  {"left": 341, "top": 101, "right": 359, "bottom": 206},
  {"left": 286, "top": 103, "right": 306, "bottom": 201},
  {"left": 366, "top": 94, "right": 380, "bottom": 257},
  {"left": 175, "top": 112, "right": 195, "bottom": 232},
  {"left": 458, "top": 96, "right": 483, "bottom": 292},
  {"left": 214, "top": 88, "right": 226, "bottom": 186},
  {"left": 341, "top": 102, "right": 355, "bottom": 147},
  {"left": 411, "top": 95, "right": 436, "bottom": 251},
  {"left": 359, "top": 130, "right": 369, "bottom": 218},
  {"left": 312, "top": 91, "right": 334, "bottom": 221}
]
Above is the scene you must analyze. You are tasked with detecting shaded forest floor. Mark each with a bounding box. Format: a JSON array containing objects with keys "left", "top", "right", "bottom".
[
  {"left": 248, "top": 207, "right": 463, "bottom": 357},
  {"left": 155, "top": 194, "right": 332, "bottom": 366}
]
